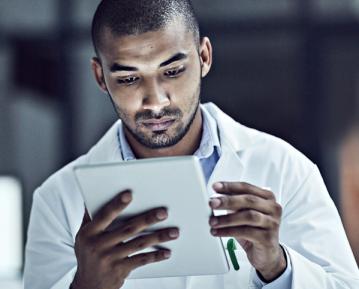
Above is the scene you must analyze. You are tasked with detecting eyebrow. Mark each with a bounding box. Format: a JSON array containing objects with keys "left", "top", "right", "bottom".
[
  {"left": 110, "top": 63, "right": 137, "bottom": 72},
  {"left": 109, "top": 52, "right": 188, "bottom": 73},
  {"left": 159, "top": 52, "right": 187, "bottom": 67}
]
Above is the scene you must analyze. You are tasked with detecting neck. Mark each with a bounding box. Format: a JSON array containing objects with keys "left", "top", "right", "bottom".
[{"left": 124, "top": 108, "right": 203, "bottom": 159}]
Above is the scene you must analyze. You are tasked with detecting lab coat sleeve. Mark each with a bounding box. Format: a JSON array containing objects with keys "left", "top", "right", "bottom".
[
  {"left": 23, "top": 190, "right": 77, "bottom": 289},
  {"left": 280, "top": 164, "right": 359, "bottom": 289}
]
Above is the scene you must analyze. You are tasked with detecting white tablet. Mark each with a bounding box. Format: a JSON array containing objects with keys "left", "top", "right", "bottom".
[{"left": 73, "top": 156, "right": 229, "bottom": 279}]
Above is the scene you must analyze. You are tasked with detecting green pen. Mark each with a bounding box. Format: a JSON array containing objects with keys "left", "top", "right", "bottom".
[{"left": 227, "top": 238, "right": 240, "bottom": 271}]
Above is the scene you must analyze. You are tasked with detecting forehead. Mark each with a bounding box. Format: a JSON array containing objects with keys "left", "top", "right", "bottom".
[{"left": 99, "top": 20, "right": 197, "bottom": 67}]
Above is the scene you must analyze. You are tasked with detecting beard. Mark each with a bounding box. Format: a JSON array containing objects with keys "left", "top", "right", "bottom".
[
  {"left": 125, "top": 100, "right": 199, "bottom": 149},
  {"left": 109, "top": 84, "right": 201, "bottom": 150}
]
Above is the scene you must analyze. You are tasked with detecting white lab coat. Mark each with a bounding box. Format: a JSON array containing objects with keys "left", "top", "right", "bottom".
[{"left": 24, "top": 103, "right": 359, "bottom": 289}]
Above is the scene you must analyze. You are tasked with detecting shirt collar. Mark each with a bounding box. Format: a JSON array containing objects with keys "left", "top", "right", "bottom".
[
  {"left": 194, "top": 105, "right": 221, "bottom": 159},
  {"left": 117, "top": 105, "right": 221, "bottom": 161},
  {"left": 118, "top": 123, "right": 136, "bottom": 161}
]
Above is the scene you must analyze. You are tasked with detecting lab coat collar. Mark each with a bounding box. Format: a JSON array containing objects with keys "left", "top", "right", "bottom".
[
  {"left": 86, "top": 120, "right": 124, "bottom": 164},
  {"left": 202, "top": 102, "right": 257, "bottom": 153}
]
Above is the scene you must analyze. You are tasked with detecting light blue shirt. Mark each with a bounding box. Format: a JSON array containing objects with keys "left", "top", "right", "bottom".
[{"left": 117, "top": 106, "right": 292, "bottom": 288}]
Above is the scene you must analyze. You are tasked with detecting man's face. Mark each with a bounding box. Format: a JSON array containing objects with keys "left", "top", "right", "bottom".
[{"left": 93, "top": 19, "right": 212, "bottom": 149}]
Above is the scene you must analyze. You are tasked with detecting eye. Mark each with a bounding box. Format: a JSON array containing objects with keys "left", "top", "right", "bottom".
[
  {"left": 117, "top": 76, "right": 140, "bottom": 86},
  {"left": 164, "top": 66, "right": 186, "bottom": 78}
]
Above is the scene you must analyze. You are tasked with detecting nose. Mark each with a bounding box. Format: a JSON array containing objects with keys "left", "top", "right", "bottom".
[{"left": 142, "top": 79, "right": 170, "bottom": 112}]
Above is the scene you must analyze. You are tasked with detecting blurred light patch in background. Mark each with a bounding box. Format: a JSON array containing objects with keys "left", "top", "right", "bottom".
[{"left": 0, "top": 177, "right": 23, "bottom": 279}]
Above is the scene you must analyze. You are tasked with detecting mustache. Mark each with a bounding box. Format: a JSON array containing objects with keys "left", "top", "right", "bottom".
[{"left": 135, "top": 107, "right": 183, "bottom": 122}]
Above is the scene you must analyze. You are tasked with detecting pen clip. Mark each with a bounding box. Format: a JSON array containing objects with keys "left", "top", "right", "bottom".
[{"left": 227, "top": 238, "right": 240, "bottom": 271}]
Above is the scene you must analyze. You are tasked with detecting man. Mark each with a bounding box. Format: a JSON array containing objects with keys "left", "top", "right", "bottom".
[{"left": 24, "top": 0, "right": 359, "bottom": 288}]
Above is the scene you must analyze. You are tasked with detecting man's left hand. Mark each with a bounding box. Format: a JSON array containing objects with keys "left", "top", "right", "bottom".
[{"left": 209, "top": 182, "right": 286, "bottom": 282}]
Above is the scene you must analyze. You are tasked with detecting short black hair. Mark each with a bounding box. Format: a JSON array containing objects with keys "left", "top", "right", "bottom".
[{"left": 91, "top": 0, "right": 200, "bottom": 57}]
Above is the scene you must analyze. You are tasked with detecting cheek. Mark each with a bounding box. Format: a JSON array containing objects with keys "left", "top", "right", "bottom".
[
  {"left": 107, "top": 84, "right": 143, "bottom": 115},
  {"left": 169, "top": 70, "right": 200, "bottom": 104}
]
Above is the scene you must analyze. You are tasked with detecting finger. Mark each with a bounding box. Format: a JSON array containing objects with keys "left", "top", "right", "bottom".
[
  {"left": 122, "top": 249, "right": 171, "bottom": 271},
  {"left": 88, "top": 190, "right": 132, "bottom": 234},
  {"left": 111, "top": 227, "right": 179, "bottom": 259},
  {"left": 210, "top": 226, "right": 272, "bottom": 244},
  {"left": 212, "top": 182, "right": 275, "bottom": 200},
  {"left": 209, "top": 194, "right": 277, "bottom": 214},
  {"left": 99, "top": 207, "right": 169, "bottom": 247},
  {"left": 209, "top": 210, "right": 279, "bottom": 230}
]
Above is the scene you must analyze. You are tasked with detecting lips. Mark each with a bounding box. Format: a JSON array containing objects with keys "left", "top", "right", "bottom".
[{"left": 141, "top": 118, "right": 176, "bottom": 131}]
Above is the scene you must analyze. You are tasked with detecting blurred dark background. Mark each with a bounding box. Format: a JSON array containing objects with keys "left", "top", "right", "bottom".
[{"left": 1, "top": 0, "right": 359, "bottom": 283}]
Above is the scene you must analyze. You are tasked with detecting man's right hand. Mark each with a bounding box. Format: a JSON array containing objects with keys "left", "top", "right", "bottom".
[{"left": 71, "top": 190, "right": 179, "bottom": 289}]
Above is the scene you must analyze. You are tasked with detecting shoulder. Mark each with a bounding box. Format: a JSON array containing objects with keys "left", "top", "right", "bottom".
[
  {"left": 243, "top": 128, "right": 314, "bottom": 172},
  {"left": 33, "top": 120, "right": 123, "bottom": 210}
]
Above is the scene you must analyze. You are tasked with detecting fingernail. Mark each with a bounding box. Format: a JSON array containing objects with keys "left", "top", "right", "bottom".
[
  {"left": 209, "top": 198, "right": 221, "bottom": 208},
  {"left": 211, "top": 228, "right": 218, "bottom": 235},
  {"left": 169, "top": 229, "right": 179, "bottom": 238},
  {"left": 156, "top": 210, "right": 168, "bottom": 220},
  {"left": 121, "top": 192, "right": 132, "bottom": 203},
  {"left": 213, "top": 182, "right": 224, "bottom": 190},
  {"left": 210, "top": 217, "right": 218, "bottom": 226},
  {"left": 164, "top": 251, "right": 171, "bottom": 258}
]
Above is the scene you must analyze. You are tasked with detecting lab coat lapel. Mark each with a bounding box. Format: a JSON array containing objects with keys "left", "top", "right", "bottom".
[
  {"left": 87, "top": 120, "right": 124, "bottom": 164},
  {"left": 206, "top": 139, "right": 245, "bottom": 221},
  {"left": 207, "top": 145, "right": 244, "bottom": 194}
]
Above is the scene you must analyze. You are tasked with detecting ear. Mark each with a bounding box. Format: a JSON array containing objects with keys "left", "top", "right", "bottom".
[
  {"left": 91, "top": 57, "right": 108, "bottom": 93},
  {"left": 199, "top": 37, "right": 213, "bottom": 78}
]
